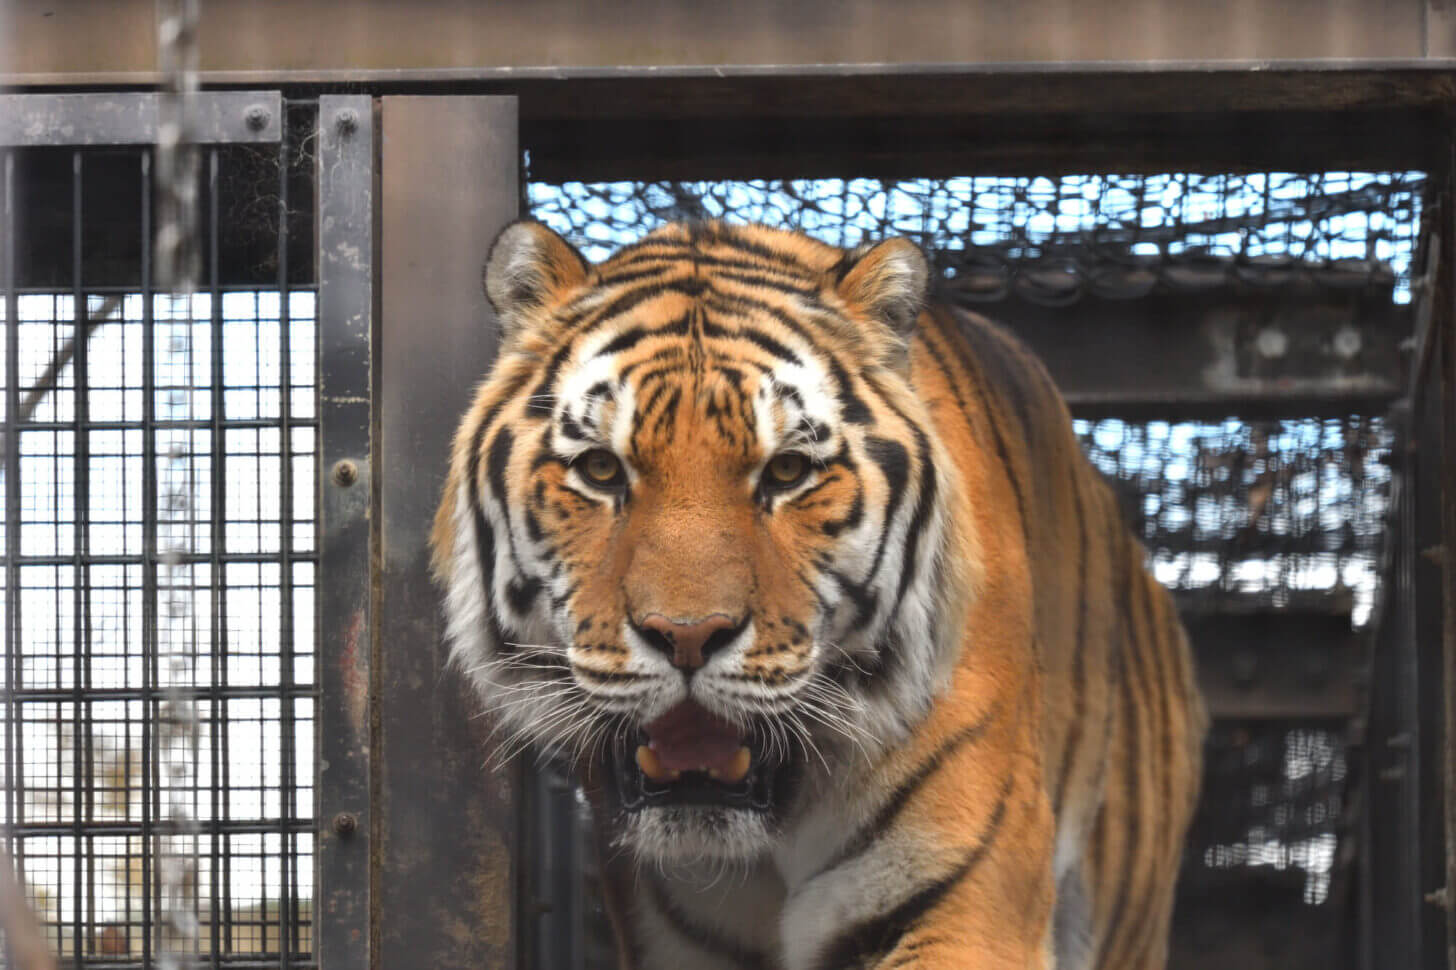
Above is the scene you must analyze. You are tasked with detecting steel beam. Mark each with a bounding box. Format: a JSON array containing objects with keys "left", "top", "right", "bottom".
[
  {"left": 0, "top": 0, "right": 1447, "bottom": 81},
  {"left": 986, "top": 280, "right": 1410, "bottom": 419},
  {"left": 376, "top": 95, "right": 521, "bottom": 970},
  {"left": 316, "top": 94, "right": 375, "bottom": 970},
  {"left": 1184, "top": 607, "right": 1361, "bottom": 720},
  {"left": 0, "top": 92, "right": 283, "bottom": 146}
]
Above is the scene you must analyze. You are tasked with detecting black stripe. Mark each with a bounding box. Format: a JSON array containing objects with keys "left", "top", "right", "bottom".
[
  {"left": 712, "top": 267, "right": 820, "bottom": 298},
  {"left": 1099, "top": 552, "right": 1145, "bottom": 968},
  {"left": 593, "top": 312, "right": 693, "bottom": 359},
  {"left": 704, "top": 289, "right": 875, "bottom": 424},
  {"left": 700, "top": 227, "right": 816, "bottom": 272},
  {"left": 891, "top": 431, "right": 938, "bottom": 614},
  {"left": 929, "top": 309, "right": 1031, "bottom": 547},
  {"left": 486, "top": 427, "right": 514, "bottom": 505},
  {"left": 811, "top": 707, "right": 999, "bottom": 881},
  {"left": 700, "top": 317, "right": 804, "bottom": 367},
  {"left": 864, "top": 435, "right": 909, "bottom": 500},
  {"left": 1052, "top": 473, "right": 1091, "bottom": 810},
  {"left": 465, "top": 418, "right": 508, "bottom": 652},
  {"left": 812, "top": 773, "right": 1013, "bottom": 970},
  {"left": 527, "top": 280, "right": 700, "bottom": 416},
  {"left": 504, "top": 576, "right": 542, "bottom": 616},
  {"left": 645, "top": 879, "right": 772, "bottom": 970}
]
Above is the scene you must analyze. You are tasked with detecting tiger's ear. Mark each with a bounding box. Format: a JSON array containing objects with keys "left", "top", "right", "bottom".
[
  {"left": 484, "top": 220, "right": 590, "bottom": 337},
  {"left": 835, "top": 237, "right": 930, "bottom": 336}
]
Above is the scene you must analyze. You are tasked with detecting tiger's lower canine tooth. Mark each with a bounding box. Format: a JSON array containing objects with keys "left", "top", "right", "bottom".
[
  {"left": 721, "top": 746, "right": 752, "bottom": 784},
  {"left": 636, "top": 745, "right": 672, "bottom": 783}
]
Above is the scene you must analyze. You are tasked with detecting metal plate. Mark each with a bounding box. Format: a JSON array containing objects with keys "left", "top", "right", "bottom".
[{"left": 0, "top": 92, "right": 283, "bottom": 146}]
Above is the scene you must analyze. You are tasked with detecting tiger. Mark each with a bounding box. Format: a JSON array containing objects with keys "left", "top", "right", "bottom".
[{"left": 430, "top": 219, "right": 1207, "bottom": 970}]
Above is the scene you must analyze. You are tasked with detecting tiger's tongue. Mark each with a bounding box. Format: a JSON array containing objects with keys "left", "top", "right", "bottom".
[{"left": 645, "top": 701, "right": 744, "bottom": 773}]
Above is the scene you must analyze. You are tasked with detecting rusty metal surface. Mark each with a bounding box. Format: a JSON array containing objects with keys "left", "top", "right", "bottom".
[
  {"left": 996, "top": 281, "right": 1409, "bottom": 419},
  {"left": 376, "top": 95, "right": 521, "bottom": 970},
  {"left": 0, "top": 92, "right": 282, "bottom": 146},
  {"left": 0, "top": 0, "right": 1445, "bottom": 80},
  {"left": 316, "top": 94, "right": 375, "bottom": 970},
  {"left": 1185, "top": 606, "right": 1361, "bottom": 720}
]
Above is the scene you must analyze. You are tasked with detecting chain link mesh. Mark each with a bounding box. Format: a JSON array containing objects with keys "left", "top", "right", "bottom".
[{"left": 529, "top": 172, "right": 1425, "bottom": 305}]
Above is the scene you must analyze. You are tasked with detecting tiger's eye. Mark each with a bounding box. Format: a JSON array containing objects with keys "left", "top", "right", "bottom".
[
  {"left": 580, "top": 449, "right": 624, "bottom": 487},
  {"left": 765, "top": 453, "right": 810, "bottom": 489}
]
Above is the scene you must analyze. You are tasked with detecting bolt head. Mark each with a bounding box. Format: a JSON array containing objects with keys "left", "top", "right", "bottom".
[
  {"left": 335, "top": 108, "right": 359, "bottom": 134},
  {"left": 1255, "top": 327, "right": 1289, "bottom": 359},
  {"left": 243, "top": 104, "right": 271, "bottom": 131},
  {"left": 332, "top": 812, "right": 358, "bottom": 836},
  {"left": 331, "top": 459, "right": 359, "bottom": 487}
]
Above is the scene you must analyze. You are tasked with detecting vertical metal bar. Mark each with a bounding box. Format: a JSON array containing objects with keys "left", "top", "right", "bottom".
[
  {"left": 140, "top": 148, "right": 156, "bottom": 968},
  {"left": 315, "top": 92, "right": 374, "bottom": 970},
  {"left": 207, "top": 145, "right": 224, "bottom": 970},
  {"left": 70, "top": 147, "right": 86, "bottom": 969},
  {"left": 1441, "top": 139, "right": 1456, "bottom": 970},
  {"left": 377, "top": 95, "right": 519, "bottom": 970},
  {"left": 1, "top": 149, "right": 21, "bottom": 957},
  {"left": 275, "top": 115, "right": 297, "bottom": 970},
  {"left": 1443, "top": 254, "right": 1456, "bottom": 970}
]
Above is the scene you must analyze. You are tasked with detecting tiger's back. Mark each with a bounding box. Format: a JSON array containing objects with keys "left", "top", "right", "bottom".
[
  {"left": 913, "top": 303, "right": 1207, "bottom": 969},
  {"left": 431, "top": 220, "right": 1206, "bottom": 970}
]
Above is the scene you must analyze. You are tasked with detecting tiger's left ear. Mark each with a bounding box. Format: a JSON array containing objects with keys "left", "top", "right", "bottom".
[
  {"left": 484, "top": 220, "right": 590, "bottom": 339},
  {"left": 834, "top": 237, "right": 930, "bottom": 336}
]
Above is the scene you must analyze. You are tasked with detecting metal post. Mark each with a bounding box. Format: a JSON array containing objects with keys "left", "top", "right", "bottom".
[
  {"left": 316, "top": 93, "right": 375, "bottom": 970},
  {"left": 376, "top": 95, "right": 520, "bottom": 970}
]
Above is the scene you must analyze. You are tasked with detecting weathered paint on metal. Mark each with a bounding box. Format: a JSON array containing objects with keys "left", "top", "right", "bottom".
[
  {"left": 376, "top": 95, "right": 521, "bottom": 970},
  {"left": 0, "top": 92, "right": 282, "bottom": 146},
  {"left": 317, "top": 93, "right": 376, "bottom": 970},
  {"left": 0, "top": 0, "right": 1447, "bottom": 80}
]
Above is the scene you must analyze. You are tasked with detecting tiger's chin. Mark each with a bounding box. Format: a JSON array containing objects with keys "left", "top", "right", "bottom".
[{"left": 599, "top": 725, "right": 801, "bottom": 865}]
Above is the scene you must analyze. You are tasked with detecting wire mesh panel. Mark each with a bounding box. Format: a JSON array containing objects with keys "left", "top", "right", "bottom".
[
  {"left": 1076, "top": 416, "right": 1393, "bottom": 621},
  {"left": 530, "top": 172, "right": 1426, "bottom": 303},
  {"left": 1, "top": 100, "right": 317, "bottom": 966}
]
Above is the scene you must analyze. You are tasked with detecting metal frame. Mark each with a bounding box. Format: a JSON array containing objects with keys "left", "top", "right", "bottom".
[
  {"left": 372, "top": 95, "right": 521, "bottom": 970},
  {"left": 0, "top": 92, "right": 283, "bottom": 147},
  {"left": 0, "top": 89, "right": 330, "bottom": 967},
  {"left": 315, "top": 93, "right": 374, "bottom": 970}
]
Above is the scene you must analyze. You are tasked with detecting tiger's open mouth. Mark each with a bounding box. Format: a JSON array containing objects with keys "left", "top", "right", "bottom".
[{"left": 609, "top": 700, "right": 788, "bottom": 813}]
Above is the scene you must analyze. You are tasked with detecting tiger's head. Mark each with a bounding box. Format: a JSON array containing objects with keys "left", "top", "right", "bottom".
[{"left": 432, "top": 221, "right": 976, "bottom": 866}]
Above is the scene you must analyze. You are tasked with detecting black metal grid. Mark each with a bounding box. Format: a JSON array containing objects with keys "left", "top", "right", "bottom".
[
  {"left": 1075, "top": 416, "right": 1392, "bottom": 620},
  {"left": 529, "top": 172, "right": 1426, "bottom": 304},
  {"left": 1, "top": 104, "right": 317, "bottom": 966}
]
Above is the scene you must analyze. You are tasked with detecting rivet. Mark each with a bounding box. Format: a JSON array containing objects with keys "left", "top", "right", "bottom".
[
  {"left": 243, "top": 104, "right": 271, "bottom": 132},
  {"left": 335, "top": 108, "right": 359, "bottom": 134},
  {"left": 333, "top": 812, "right": 358, "bottom": 836},
  {"left": 331, "top": 459, "right": 359, "bottom": 487},
  {"left": 1332, "top": 325, "right": 1362, "bottom": 360},
  {"left": 1255, "top": 327, "right": 1289, "bottom": 359}
]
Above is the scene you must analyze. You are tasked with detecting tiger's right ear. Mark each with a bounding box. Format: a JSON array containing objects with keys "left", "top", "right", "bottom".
[{"left": 483, "top": 220, "right": 590, "bottom": 337}]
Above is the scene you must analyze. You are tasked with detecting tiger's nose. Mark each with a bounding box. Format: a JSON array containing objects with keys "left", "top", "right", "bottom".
[{"left": 635, "top": 613, "right": 744, "bottom": 670}]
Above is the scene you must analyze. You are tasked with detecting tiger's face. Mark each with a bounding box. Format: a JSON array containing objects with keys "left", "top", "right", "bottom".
[{"left": 433, "top": 221, "right": 971, "bottom": 865}]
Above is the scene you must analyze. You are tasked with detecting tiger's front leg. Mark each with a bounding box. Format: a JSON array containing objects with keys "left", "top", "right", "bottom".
[{"left": 777, "top": 710, "right": 1056, "bottom": 970}]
